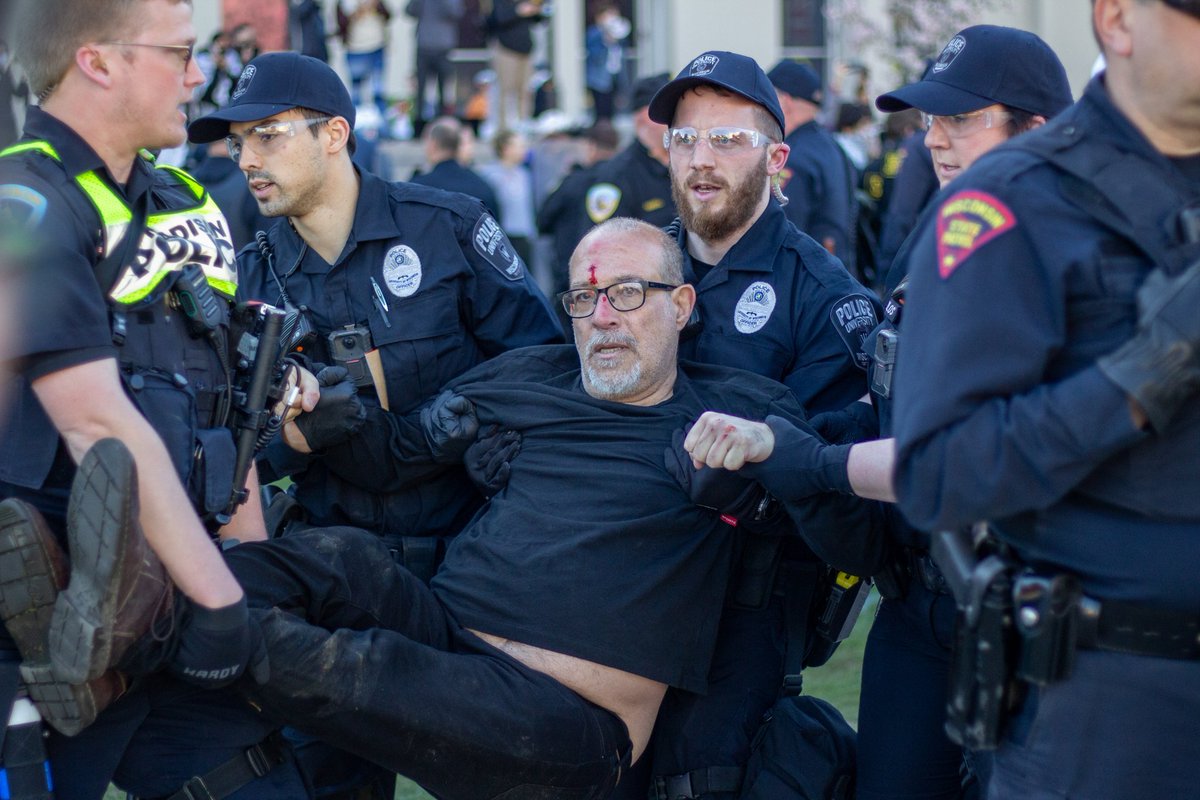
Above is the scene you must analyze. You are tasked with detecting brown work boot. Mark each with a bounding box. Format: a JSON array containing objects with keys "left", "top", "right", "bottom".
[
  {"left": 48, "top": 438, "right": 174, "bottom": 685},
  {"left": 0, "top": 498, "right": 127, "bottom": 735}
]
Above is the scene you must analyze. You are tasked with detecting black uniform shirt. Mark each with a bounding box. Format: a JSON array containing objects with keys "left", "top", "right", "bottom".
[
  {"left": 583, "top": 140, "right": 675, "bottom": 229},
  {"left": 777, "top": 119, "right": 856, "bottom": 265}
]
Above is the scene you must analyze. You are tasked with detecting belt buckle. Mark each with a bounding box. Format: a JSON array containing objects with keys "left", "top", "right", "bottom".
[
  {"left": 180, "top": 775, "right": 215, "bottom": 800},
  {"left": 654, "top": 773, "right": 696, "bottom": 800}
]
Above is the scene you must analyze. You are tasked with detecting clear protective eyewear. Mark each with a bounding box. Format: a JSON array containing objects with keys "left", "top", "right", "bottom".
[
  {"left": 663, "top": 126, "right": 771, "bottom": 154},
  {"left": 225, "top": 117, "right": 332, "bottom": 162},
  {"left": 104, "top": 41, "right": 195, "bottom": 69},
  {"left": 558, "top": 279, "right": 679, "bottom": 319},
  {"left": 921, "top": 109, "right": 1012, "bottom": 139}
]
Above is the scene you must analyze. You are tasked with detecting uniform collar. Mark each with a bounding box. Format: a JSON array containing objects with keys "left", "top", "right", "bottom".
[
  {"left": 284, "top": 166, "right": 402, "bottom": 273},
  {"left": 631, "top": 138, "right": 670, "bottom": 177},
  {"left": 22, "top": 106, "right": 157, "bottom": 200},
  {"left": 682, "top": 200, "right": 786, "bottom": 280}
]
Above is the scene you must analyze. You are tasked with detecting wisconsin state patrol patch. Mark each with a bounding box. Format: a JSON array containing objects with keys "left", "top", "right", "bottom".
[
  {"left": 383, "top": 244, "right": 422, "bottom": 298},
  {"left": 586, "top": 183, "right": 621, "bottom": 223},
  {"left": 829, "top": 294, "right": 879, "bottom": 371},
  {"left": 936, "top": 190, "right": 1015, "bottom": 278},
  {"left": 472, "top": 214, "right": 524, "bottom": 281}
]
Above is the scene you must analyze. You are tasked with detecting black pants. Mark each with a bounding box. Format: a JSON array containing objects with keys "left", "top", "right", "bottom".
[
  {"left": 226, "top": 526, "right": 630, "bottom": 800},
  {"left": 415, "top": 46, "right": 454, "bottom": 118}
]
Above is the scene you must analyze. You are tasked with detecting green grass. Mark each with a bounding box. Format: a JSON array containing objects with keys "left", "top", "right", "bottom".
[{"left": 106, "top": 595, "right": 876, "bottom": 800}]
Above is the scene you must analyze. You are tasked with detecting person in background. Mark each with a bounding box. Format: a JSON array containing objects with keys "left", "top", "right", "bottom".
[
  {"left": 406, "top": 0, "right": 463, "bottom": 125},
  {"left": 485, "top": 0, "right": 547, "bottom": 130},
  {"left": 584, "top": 2, "right": 629, "bottom": 123},
  {"left": 582, "top": 72, "right": 675, "bottom": 230},
  {"left": 833, "top": 100, "right": 876, "bottom": 177},
  {"left": 0, "top": 39, "right": 29, "bottom": 149},
  {"left": 479, "top": 128, "right": 537, "bottom": 266},
  {"left": 289, "top": 0, "right": 330, "bottom": 62},
  {"left": 337, "top": 0, "right": 393, "bottom": 116},
  {"left": 410, "top": 114, "right": 501, "bottom": 216},
  {"left": 767, "top": 60, "right": 857, "bottom": 276}
]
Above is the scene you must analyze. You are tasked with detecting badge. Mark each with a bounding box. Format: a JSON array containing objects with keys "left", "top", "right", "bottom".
[
  {"left": 382, "top": 244, "right": 422, "bottom": 298},
  {"left": 232, "top": 65, "right": 256, "bottom": 100},
  {"left": 690, "top": 54, "right": 719, "bottom": 77},
  {"left": 932, "top": 36, "right": 966, "bottom": 74},
  {"left": 936, "top": 190, "right": 1016, "bottom": 279},
  {"left": 586, "top": 183, "right": 621, "bottom": 223},
  {"left": 734, "top": 281, "right": 777, "bottom": 334},
  {"left": 829, "top": 294, "right": 879, "bottom": 371},
  {"left": 472, "top": 214, "right": 524, "bottom": 281},
  {"left": 642, "top": 197, "right": 665, "bottom": 214}
]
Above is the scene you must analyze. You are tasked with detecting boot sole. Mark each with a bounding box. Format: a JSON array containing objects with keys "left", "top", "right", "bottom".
[
  {"left": 50, "top": 438, "right": 139, "bottom": 684},
  {"left": 0, "top": 500, "right": 65, "bottom": 661},
  {"left": 19, "top": 663, "right": 97, "bottom": 737}
]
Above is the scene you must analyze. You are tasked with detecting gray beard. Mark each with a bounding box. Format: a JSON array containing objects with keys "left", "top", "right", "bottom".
[{"left": 581, "top": 331, "right": 642, "bottom": 400}]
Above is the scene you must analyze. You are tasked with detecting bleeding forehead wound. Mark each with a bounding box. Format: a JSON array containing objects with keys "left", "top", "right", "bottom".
[{"left": 588, "top": 265, "right": 599, "bottom": 286}]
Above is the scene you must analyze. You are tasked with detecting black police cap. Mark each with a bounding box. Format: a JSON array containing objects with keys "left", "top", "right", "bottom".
[
  {"left": 767, "top": 60, "right": 823, "bottom": 106},
  {"left": 875, "top": 25, "right": 1072, "bottom": 119},
  {"left": 189, "top": 52, "right": 356, "bottom": 143},
  {"left": 630, "top": 73, "right": 670, "bottom": 112},
  {"left": 648, "top": 51, "right": 786, "bottom": 136}
]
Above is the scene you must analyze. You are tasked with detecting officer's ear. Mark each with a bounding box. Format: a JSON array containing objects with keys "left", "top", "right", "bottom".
[
  {"left": 324, "top": 116, "right": 354, "bottom": 156},
  {"left": 1093, "top": 0, "right": 1134, "bottom": 59},
  {"left": 671, "top": 283, "right": 697, "bottom": 330},
  {"left": 765, "top": 141, "right": 790, "bottom": 177},
  {"left": 76, "top": 44, "right": 114, "bottom": 88}
]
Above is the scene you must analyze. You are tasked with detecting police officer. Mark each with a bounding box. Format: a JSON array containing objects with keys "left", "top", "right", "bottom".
[
  {"left": 582, "top": 73, "right": 675, "bottom": 231},
  {"left": 0, "top": 0, "right": 312, "bottom": 797},
  {"left": 188, "top": 51, "right": 561, "bottom": 552},
  {"left": 186, "top": 53, "right": 562, "bottom": 795},
  {"left": 848, "top": 26, "right": 1074, "bottom": 800},
  {"left": 409, "top": 115, "right": 501, "bottom": 218},
  {"left": 894, "top": 2, "right": 1200, "bottom": 798},
  {"left": 637, "top": 51, "right": 881, "bottom": 799},
  {"left": 766, "top": 60, "right": 858, "bottom": 278}
]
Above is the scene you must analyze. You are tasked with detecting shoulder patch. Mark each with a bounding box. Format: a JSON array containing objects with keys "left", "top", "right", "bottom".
[
  {"left": 828, "top": 293, "right": 879, "bottom": 371},
  {"left": 0, "top": 184, "right": 48, "bottom": 255},
  {"left": 586, "top": 182, "right": 621, "bottom": 223},
  {"left": 472, "top": 213, "right": 525, "bottom": 281},
  {"left": 936, "top": 190, "right": 1015, "bottom": 279}
]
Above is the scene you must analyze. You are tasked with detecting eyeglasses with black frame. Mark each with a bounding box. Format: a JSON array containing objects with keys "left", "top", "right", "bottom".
[
  {"left": 558, "top": 279, "right": 679, "bottom": 319},
  {"left": 224, "top": 117, "right": 332, "bottom": 162},
  {"left": 104, "top": 41, "right": 195, "bottom": 69}
]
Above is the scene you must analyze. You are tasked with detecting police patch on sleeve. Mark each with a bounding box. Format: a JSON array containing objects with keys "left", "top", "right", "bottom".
[
  {"left": 586, "top": 183, "right": 621, "bottom": 223},
  {"left": 0, "top": 184, "right": 48, "bottom": 253},
  {"left": 383, "top": 244, "right": 422, "bottom": 298},
  {"left": 472, "top": 214, "right": 525, "bottom": 281},
  {"left": 734, "top": 282, "right": 777, "bottom": 334},
  {"left": 829, "top": 294, "right": 879, "bottom": 371},
  {"left": 936, "top": 190, "right": 1015, "bottom": 279}
]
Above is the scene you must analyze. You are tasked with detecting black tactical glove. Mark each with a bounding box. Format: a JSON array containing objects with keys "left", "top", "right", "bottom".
[
  {"left": 1097, "top": 259, "right": 1200, "bottom": 432},
  {"left": 294, "top": 365, "right": 367, "bottom": 450},
  {"left": 464, "top": 426, "right": 522, "bottom": 497},
  {"left": 810, "top": 401, "right": 880, "bottom": 445},
  {"left": 420, "top": 390, "right": 480, "bottom": 463},
  {"left": 169, "top": 596, "right": 269, "bottom": 688},
  {"left": 664, "top": 429, "right": 763, "bottom": 519},
  {"left": 741, "top": 415, "right": 853, "bottom": 501}
]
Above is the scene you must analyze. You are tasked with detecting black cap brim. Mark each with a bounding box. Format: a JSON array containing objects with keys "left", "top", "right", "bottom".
[
  {"left": 188, "top": 102, "right": 302, "bottom": 143},
  {"left": 648, "top": 76, "right": 785, "bottom": 134},
  {"left": 875, "top": 81, "right": 995, "bottom": 116}
]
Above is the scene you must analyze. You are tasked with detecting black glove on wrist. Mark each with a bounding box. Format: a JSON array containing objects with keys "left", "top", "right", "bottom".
[
  {"left": 1097, "top": 259, "right": 1200, "bottom": 432},
  {"left": 741, "top": 415, "right": 852, "bottom": 501},
  {"left": 420, "top": 390, "right": 480, "bottom": 463},
  {"left": 169, "top": 596, "right": 268, "bottom": 688},
  {"left": 295, "top": 365, "right": 367, "bottom": 451},
  {"left": 464, "top": 425, "right": 522, "bottom": 497},
  {"left": 663, "top": 429, "right": 762, "bottom": 517}
]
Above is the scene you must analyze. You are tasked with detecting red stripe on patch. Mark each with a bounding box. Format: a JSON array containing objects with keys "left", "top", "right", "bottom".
[{"left": 935, "top": 190, "right": 1016, "bottom": 279}]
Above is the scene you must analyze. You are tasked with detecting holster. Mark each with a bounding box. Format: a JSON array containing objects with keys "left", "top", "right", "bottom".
[{"left": 933, "top": 528, "right": 1023, "bottom": 751}]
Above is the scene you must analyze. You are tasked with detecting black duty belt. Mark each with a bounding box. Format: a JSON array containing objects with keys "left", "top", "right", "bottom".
[
  {"left": 653, "top": 766, "right": 744, "bottom": 800},
  {"left": 1075, "top": 596, "right": 1200, "bottom": 660},
  {"left": 140, "top": 732, "right": 287, "bottom": 800}
]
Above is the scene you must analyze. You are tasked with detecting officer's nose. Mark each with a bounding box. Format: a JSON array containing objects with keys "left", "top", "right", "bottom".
[
  {"left": 924, "top": 119, "right": 949, "bottom": 150},
  {"left": 687, "top": 138, "right": 717, "bottom": 171},
  {"left": 236, "top": 142, "right": 261, "bottom": 172}
]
